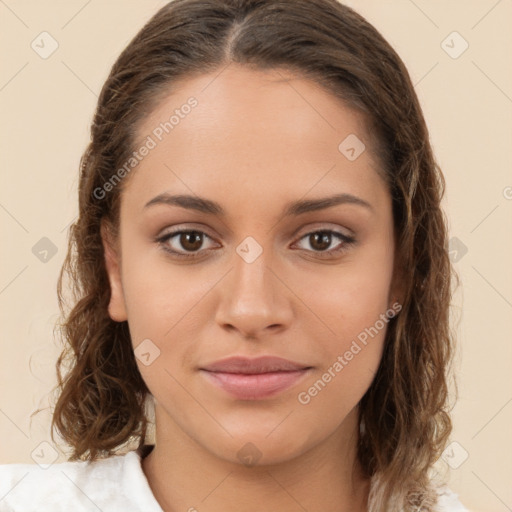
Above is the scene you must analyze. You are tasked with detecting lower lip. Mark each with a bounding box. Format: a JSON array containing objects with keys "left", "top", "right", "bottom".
[{"left": 200, "top": 369, "right": 311, "bottom": 400}]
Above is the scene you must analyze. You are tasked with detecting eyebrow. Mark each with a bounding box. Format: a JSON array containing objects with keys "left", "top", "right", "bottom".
[{"left": 143, "top": 192, "right": 374, "bottom": 216}]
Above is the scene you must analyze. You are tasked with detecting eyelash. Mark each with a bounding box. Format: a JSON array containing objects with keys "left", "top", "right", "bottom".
[{"left": 155, "top": 228, "right": 356, "bottom": 260}]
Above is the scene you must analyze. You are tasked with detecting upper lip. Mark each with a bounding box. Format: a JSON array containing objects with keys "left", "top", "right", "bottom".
[{"left": 200, "top": 356, "right": 311, "bottom": 374}]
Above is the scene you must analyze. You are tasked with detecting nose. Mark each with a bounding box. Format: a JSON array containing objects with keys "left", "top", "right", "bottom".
[{"left": 214, "top": 245, "right": 293, "bottom": 340}]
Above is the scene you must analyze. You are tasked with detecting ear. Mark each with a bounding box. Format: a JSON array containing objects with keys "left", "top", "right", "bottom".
[{"left": 101, "top": 220, "right": 128, "bottom": 322}]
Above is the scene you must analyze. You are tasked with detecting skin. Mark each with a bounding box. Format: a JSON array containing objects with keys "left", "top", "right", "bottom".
[{"left": 102, "top": 64, "right": 403, "bottom": 512}]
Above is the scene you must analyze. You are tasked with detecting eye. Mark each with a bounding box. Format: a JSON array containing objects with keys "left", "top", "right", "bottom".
[
  {"left": 293, "top": 230, "right": 356, "bottom": 258},
  {"left": 156, "top": 229, "right": 217, "bottom": 258}
]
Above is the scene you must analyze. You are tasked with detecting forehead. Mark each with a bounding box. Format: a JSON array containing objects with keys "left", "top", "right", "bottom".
[
  {"left": 122, "top": 64, "right": 388, "bottom": 216},
  {"left": 137, "top": 64, "right": 373, "bottom": 154}
]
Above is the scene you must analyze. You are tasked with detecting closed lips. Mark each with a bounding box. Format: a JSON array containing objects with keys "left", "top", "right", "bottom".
[
  {"left": 200, "top": 355, "right": 312, "bottom": 374},
  {"left": 199, "top": 356, "right": 313, "bottom": 400}
]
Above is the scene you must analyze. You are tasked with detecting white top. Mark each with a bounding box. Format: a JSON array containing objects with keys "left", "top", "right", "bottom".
[{"left": 0, "top": 448, "right": 468, "bottom": 511}]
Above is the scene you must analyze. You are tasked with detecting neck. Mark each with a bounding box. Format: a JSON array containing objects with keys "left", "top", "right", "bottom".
[{"left": 142, "top": 404, "right": 370, "bottom": 512}]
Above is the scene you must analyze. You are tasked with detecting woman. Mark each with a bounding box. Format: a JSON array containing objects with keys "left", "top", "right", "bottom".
[{"left": 0, "top": 0, "right": 467, "bottom": 510}]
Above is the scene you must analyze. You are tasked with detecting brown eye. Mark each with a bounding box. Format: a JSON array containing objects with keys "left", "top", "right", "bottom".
[
  {"left": 157, "top": 229, "right": 216, "bottom": 257},
  {"left": 294, "top": 230, "right": 356, "bottom": 258}
]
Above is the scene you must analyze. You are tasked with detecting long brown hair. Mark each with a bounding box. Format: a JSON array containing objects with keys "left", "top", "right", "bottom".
[{"left": 49, "top": 1, "right": 459, "bottom": 510}]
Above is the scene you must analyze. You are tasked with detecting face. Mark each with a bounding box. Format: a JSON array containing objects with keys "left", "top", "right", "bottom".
[{"left": 102, "top": 64, "right": 402, "bottom": 466}]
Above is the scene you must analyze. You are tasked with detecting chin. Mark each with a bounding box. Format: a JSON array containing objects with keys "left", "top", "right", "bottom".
[{"left": 200, "top": 426, "right": 316, "bottom": 468}]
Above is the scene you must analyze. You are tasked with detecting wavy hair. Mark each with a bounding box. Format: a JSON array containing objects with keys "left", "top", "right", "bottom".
[{"left": 49, "top": 1, "right": 460, "bottom": 510}]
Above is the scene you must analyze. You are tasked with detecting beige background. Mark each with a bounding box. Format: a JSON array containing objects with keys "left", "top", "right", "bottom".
[{"left": 1, "top": 1, "right": 511, "bottom": 511}]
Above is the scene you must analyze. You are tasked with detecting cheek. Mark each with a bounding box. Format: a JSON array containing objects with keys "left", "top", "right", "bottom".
[
  {"left": 292, "top": 245, "right": 393, "bottom": 402},
  {"left": 296, "top": 337, "right": 384, "bottom": 436},
  {"left": 295, "top": 270, "right": 392, "bottom": 419},
  {"left": 295, "top": 248, "right": 394, "bottom": 344},
  {"left": 120, "top": 246, "right": 212, "bottom": 340},
  {"left": 120, "top": 252, "right": 224, "bottom": 399}
]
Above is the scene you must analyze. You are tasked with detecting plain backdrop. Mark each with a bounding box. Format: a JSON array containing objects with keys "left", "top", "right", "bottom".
[{"left": 1, "top": 1, "right": 511, "bottom": 511}]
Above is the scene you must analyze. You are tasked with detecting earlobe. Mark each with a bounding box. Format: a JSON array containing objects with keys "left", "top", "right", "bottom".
[
  {"left": 390, "top": 281, "right": 405, "bottom": 310},
  {"left": 389, "top": 257, "right": 406, "bottom": 310},
  {"left": 100, "top": 220, "right": 128, "bottom": 322}
]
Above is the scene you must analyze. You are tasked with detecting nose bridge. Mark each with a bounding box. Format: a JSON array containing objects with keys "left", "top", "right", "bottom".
[
  {"left": 215, "top": 235, "right": 291, "bottom": 336},
  {"left": 231, "top": 236, "right": 277, "bottom": 312}
]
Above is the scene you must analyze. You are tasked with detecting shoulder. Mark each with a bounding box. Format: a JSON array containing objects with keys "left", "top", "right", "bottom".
[
  {"left": 434, "top": 486, "right": 469, "bottom": 512},
  {"left": 0, "top": 449, "right": 162, "bottom": 512}
]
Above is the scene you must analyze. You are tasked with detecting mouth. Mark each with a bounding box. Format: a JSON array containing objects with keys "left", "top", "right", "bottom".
[{"left": 199, "top": 356, "right": 313, "bottom": 400}]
